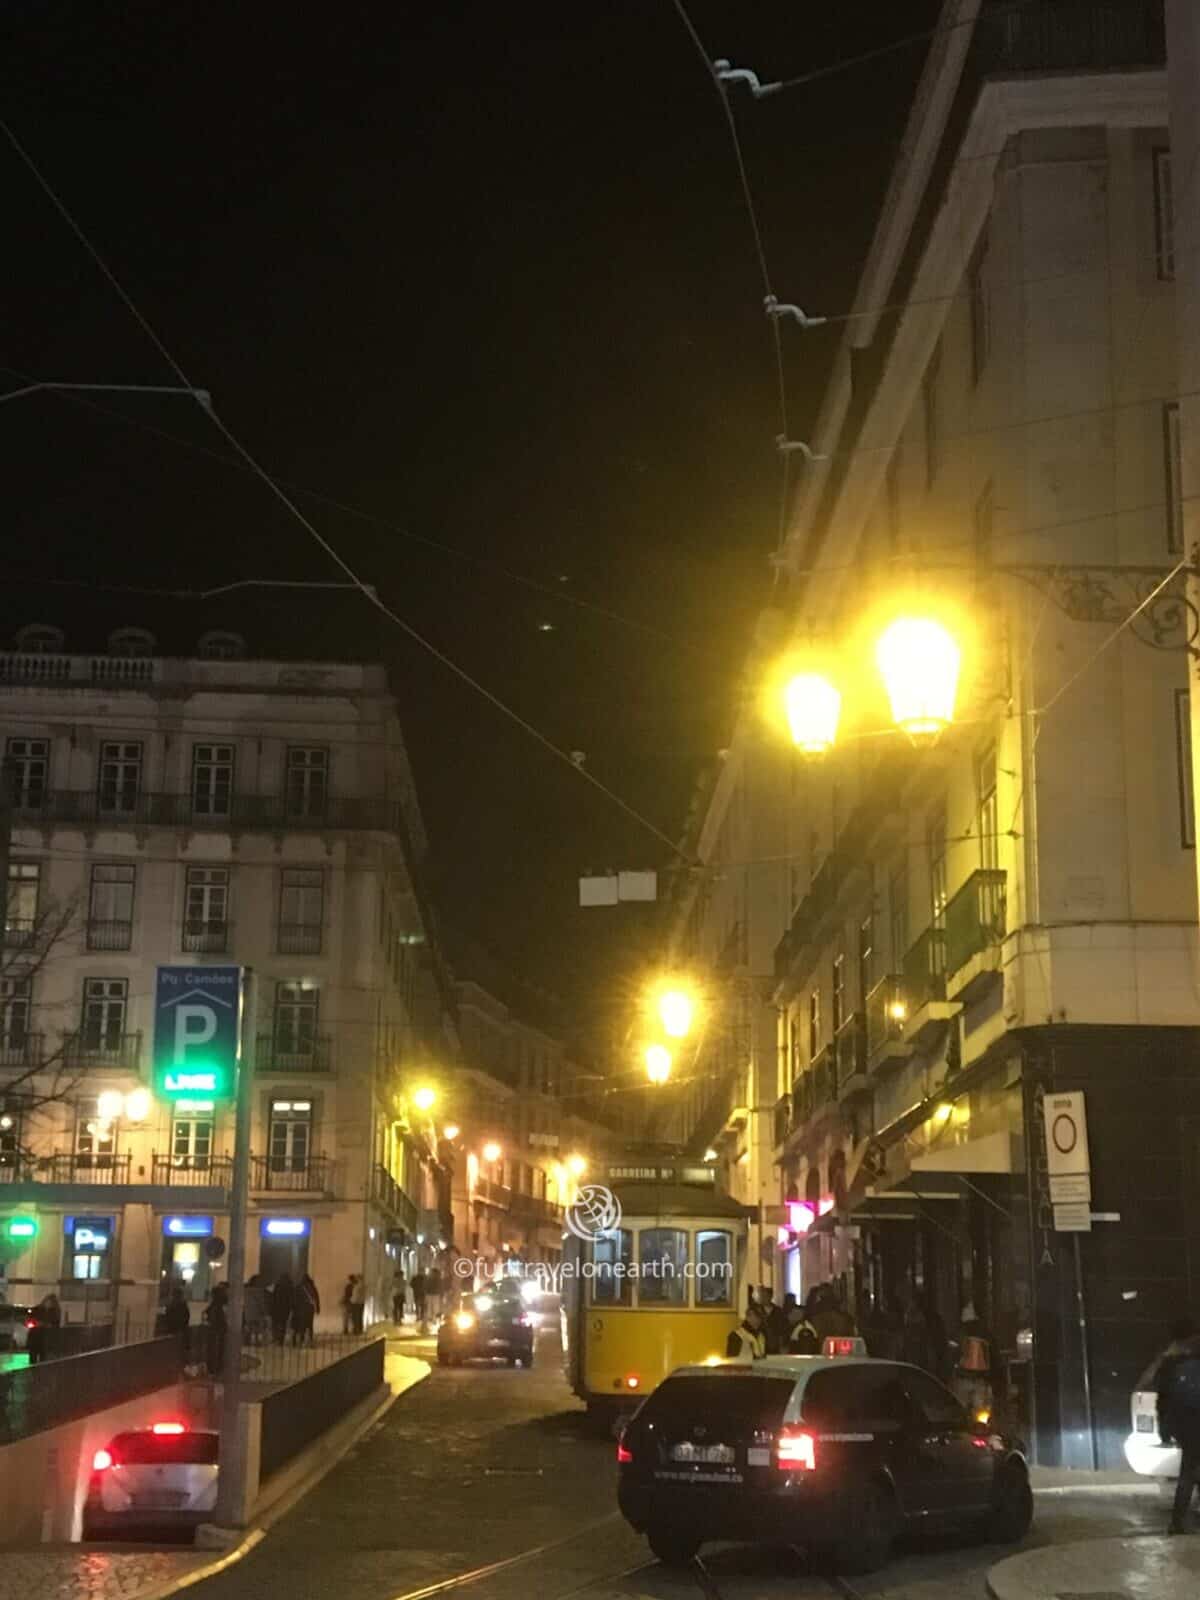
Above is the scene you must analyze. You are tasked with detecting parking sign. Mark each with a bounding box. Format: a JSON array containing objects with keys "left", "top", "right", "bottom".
[{"left": 153, "top": 966, "right": 242, "bottom": 1100}]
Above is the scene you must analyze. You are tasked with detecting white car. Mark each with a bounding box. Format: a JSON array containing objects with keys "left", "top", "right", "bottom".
[
  {"left": 1123, "top": 1359, "right": 1182, "bottom": 1477},
  {"left": 83, "top": 1423, "right": 219, "bottom": 1539},
  {"left": 0, "top": 1304, "right": 33, "bottom": 1351}
]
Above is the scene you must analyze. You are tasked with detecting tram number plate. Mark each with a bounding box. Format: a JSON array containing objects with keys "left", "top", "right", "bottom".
[{"left": 670, "top": 1441, "right": 734, "bottom": 1465}]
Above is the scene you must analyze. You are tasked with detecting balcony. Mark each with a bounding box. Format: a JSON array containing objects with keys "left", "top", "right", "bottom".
[
  {"left": 835, "top": 1014, "right": 870, "bottom": 1101},
  {"left": 10, "top": 789, "right": 404, "bottom": 833},
  {"left": 774, "top": 1094, "right": 792, "bottom": 1149},
  {"left": 978, "top": 0, "right": 1164, "bottom": 75},
  {"left": 182, "top": 919, "right": 229, "bottom": 954},
  {"left": 62, "top": 1031, "right": 142, "bottom": 1074},
  {"left": 944, "top": 869, "right": 1007, "bottom": 1002},
  {"left": 151, "top": 1153, "right": 233, "bottom": 1187},
  {"left": 0, "top": 1033, "right": 43, "bottom": 1070},
  {"left": 510, "top": 1189, "right": 564, "bottom": 1225},
  {"left": 86, "top": 919, "right": 132, "bottom": 952},
  {"left": 38, "top": 1153, "right": 133, "bottom": 1184},
  {"left": 277, "top": 923, "right": 323, "bottom": 957},
  {"left": 255, "top": 1033, "right": 332, "bottom": 1073},
  {"left": 251, "top": 1154, "right": 331, "bottom": 1194},
  {"left": 371, "top": 1163, "right": 419, "bottom": 1231},
  {"left": 2, "top": 918, "right": 36, "bottom": 950},
  {"left": 865, "top": 977, "right": 912, "bottom": 1073}
]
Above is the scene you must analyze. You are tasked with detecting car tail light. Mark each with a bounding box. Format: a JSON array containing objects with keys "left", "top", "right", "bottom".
[
  {"left": 92, "top": 1449, "right": 113, "bottom": 1471},
  {"left": 152, "top": 1422, "right": 186, "bottom": 1435},
  {"left": 25, "top": 1320, "right": 35, "bottom": 1330},
  {"left": 616, "top": 1436, "right": 633, "bottom": 1464},
  {"left": 776, "top": 1428, "right": 816, "bottom": 1471},
  {"left": 624, "top": 1374, "right": 640, "bottom": 1390}
]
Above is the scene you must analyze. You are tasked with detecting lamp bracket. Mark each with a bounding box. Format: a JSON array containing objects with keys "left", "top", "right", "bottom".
[
  {"left": 712, "top": 59, "right": 782, "bottom": 98},
  {"left": 998, "top": 560, "right": 1200, "bottom": 659}
]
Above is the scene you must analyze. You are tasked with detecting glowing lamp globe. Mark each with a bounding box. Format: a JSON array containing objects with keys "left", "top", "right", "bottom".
[
  {"left": 658, "top": 988, "right": 694, "bottom": 1040},
  {"left": 412, "top": 1085, "right": 436, "bottom": 1113},
  {"left": 482, "top": 1141, "right": 502, "bottom": 1164},
  {"left": 645, "top": 1043, "right": 672, "bottom": 1084},
  {"left": 875, "top": 618, "right": 960, "bottom": 743},
  {"left": 784, "top": 673, "right": 842, "bottom": 756}
]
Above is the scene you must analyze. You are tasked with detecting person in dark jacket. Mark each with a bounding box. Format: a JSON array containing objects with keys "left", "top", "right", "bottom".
[
  {"left": 27, "top": 1293, "right": 62, "bottom": 1365},
  {"left": 163, "top": 1286, "right": 191, "bottom": 1359},
  {"left": 270, "top": 1272, "right": 295, "bottom": 1345},
  {"left": 1158, "top": 1330, "right": 1200, "bottom": 1533},
  {"left": 204, "top": 1282, "right": 229, "bottom": 1376},
  {"left": 759, "top": 1287, "right": 789, "bottom": 1355},
  {"left": 292, "top": 1274, "right": 320, "bottom": 1344},
  {"left": 788, "top": 1307, "right": 821, "bottom": 1354}
]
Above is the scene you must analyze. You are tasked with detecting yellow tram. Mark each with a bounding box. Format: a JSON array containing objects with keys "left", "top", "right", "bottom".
[{"left": 562, "top": 1161, "right": 749, "bottom": 1417}]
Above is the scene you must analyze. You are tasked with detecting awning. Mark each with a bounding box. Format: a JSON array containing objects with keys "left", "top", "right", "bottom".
[{"left": 910, "top": 1129, "right": 1015, "bottom": 1176}]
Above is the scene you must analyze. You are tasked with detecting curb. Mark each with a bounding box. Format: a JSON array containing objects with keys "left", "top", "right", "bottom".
[{"left": 100, "top": 1354, "right": 431, "bottom": 1600}]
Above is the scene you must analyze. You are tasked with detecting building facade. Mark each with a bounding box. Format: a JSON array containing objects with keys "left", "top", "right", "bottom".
[
  {"left": 666, "top": 0, "right": 1196, "bottom": 1467},
  {"left": 0, "top": 624, "right": 451, "bottom": 1332}
]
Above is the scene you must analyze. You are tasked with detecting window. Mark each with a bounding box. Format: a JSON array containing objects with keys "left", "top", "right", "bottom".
[
  {"left": 172, "top": 1113, "right": 214, "bottom": 1170},
  {"left": 808, "top": 988, "right": 821, "bottom": 1063},
  {"left": 192, "top": 744, "right": 234, "bottom": 817},
  {"left": 1176, "top": 689, "right": 1195, "bottom": 849},
  {"left": 98, "top": 741, "right": 142, "bottom": 815},
  {"left": 269, "top": 1099, "right": 312, "bottom": 1171},
  {"left": 969, "top": 226, "right": 990, "bottom": 382},
  {"left": 273, "top": 981, "right": 319, "bottom": 1059},
  {"left": 589, "top": 1229, "right": 632, "bottom": 1306},
  {"left": 857, "top": 917, "right": 874, "bottom": 1011},
  {"left": 639, "top": 1374, "right": 794, "bottom": 1428},
  {"left": 81, "top": 978, "right": 128, "bottom": 1052},
  {"left": 831, "top": 952, "right": 846, "bottom": 1034},
  {"left": 1154, "top": 147, "right": 1175, "bottom": 281},
  {"left": 977, "top": 745, "right": 1000, "bottom": 870},
  {"left": 903, "top": 1367, "right": 968, "bottom": 1430},
  {"left": 637, "top": 1227, "right": 688, "bottom": 1305},
  {"left": 14, "top": 623, "right": 64, "bottom": 654},
  {"left": 88, "top": 864, "right": 134, "bottom": 951},
  {"left": 184, "top": 866, "right": 229, "bottom": 952},
  {"left": 1165, "top": 402, "right": 1183, "bottom": 554},
  {"left": 63, "top": 1213, "right": 114, "bottom": 1278},
  {"left": 975, "top": 478, "right": 994, "bottom": 567},
  {"left": 928, "top": 811, "right": 948, "bottom": 928},
  {"left": 695, "top": 1229, "right": 733, "bottom": 1306},
  {"left": 279, "top": 868, "right": 324, "bottom": 955},
  {"left": 802, "top": 1365, "right": 911, "bottom": 1429},
  {"left": 889, "top": 861, "right": 909, "bottom": 967},
  {"left": 885, "top": 446, "right": 903, "bottom": 549},
  {"left": 75, "top": 1102, "right": 116, "bottom": 1170},
  {"left": 5, "top": 861, "right": 39, "bottom": 947},
  {"left": 6, "top": 737, "right": 48, "bottom": 808},
  {"left": 286, "top": 747, "right": 328, "bottom": 819},
  {"left": 0, "top": 977, "right": 31, "bottom": 1054},
  {"left": 923, "top": 339, "right": 942, "bottom": 489}
]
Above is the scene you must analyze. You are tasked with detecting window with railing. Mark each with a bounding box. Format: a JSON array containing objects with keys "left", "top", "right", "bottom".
[
  {"left": 5, "top": 736, "right": 47, "bottom": 808},
  {"left": 5, "top": 860, "right": 39, "bottom": 947},
  {"left": 278, "top": 868, "right": 323, "bottom": 954},
  {"left": 81, "top": 977, "right": 128, "bottom": 1052},
  {"left": 192, "top": 743, "right": 234, "bottom": 818},
  {"left": 171, "top": 1113, "right": 214, "bottom": 1169},
  {"left": 977, "top": 745, "right": 1000, "bottom": 871},
  {"left": 0, "top": 977, "right": 31, "bottom": 1057},
  {"left": 75, "top": 1098, "right": 117, "bottom": 1169},
  {"left": 184, "top": 866, "right": 229, "bottom": 952},
  {"left": 98, "top": 741, "right": 142, "bottom": 815},
  {"left": 928, "top": 810, "right": 948, "bottom": 928},
  {"left": 889, "top": 861, "right": 908, "bottom": 971},
  {"left": 88, "top": 863, "right": 134, "bottom": 951},
  {"left": 286, "top": 746, "right": 328, "bottom": 819},
  {"left": 808, "top": 988, "right": 821, "bottom": 1064},
  {"left": 273, "top": 981, "right": 319, "bottom": 1057},
  {"left": 831, "top": 952, "right": 846, "bottom": 1036},
  {"left": 269, "top": 1098, "right": 312, "bottom": 1171}
]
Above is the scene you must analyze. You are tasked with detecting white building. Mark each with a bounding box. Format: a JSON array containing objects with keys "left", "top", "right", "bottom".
[{"left": 0, "top": 622, "right": 451, "bottom": 1332}]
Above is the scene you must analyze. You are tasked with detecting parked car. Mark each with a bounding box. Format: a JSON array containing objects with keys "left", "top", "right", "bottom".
[
  {"left": 0, "top": 1304, "right": 33, "bottom": 1351},
  {"left": 1124, "top": 1357, "right": 1182, "bottom": 1478},
  {"left": 82, "top": 1424, "right": 219, "bottom": 1540},
  {"left": 617, "top": 1355, "right": 1032, "bottom": 1574}
]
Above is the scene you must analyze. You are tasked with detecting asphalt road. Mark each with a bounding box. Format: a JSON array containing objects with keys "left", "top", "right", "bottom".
[{"left": 188, "top": 1329, "right": 1169, "bottom": 1600}]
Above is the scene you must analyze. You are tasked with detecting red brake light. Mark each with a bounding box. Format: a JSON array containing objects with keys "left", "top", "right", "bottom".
[
  {"left": 92, "top": 1449, "right": 113, "bottom": 1471},
  {"left": 777, "top": 1428, "right": 816, "bottom": 1471},
  {"left": 616, "top": 1437, "right": 633, "bottom": 1464},
  {"left": 151, "top": 1422, "right": 186, "bottom": 1436},
  {"left": 25, "top": 1320, "right": 35, "bottom": 1330}
]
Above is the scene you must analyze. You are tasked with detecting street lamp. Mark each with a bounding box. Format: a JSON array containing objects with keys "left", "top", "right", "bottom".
[
  {"left": 875, "top": 617, "right": 961, "bottom": 744},
  {"left": 442, "top": 1123, "right": 460, "bottom": 1141},
  {"left": 784, "top": 673, "right": 842, "bottom": 756},
  {"left": 94, "top": 1088, "right": 151, "bottom": 1134},
  {"left": 411, "top": 1085, "right": 437, "bottom": 1113},
  {"left": 657, "top": 986, "right": 697, "bottom": 1040},
  {"left": 567, "top": 1153, "right": 587, "bottom": 1178},
  {"left": 645, "top": 1044, "right": 672, "bottom": 1084},
  {"left": 482, "top": 1140, "right": 502, "bottom": 1164}
]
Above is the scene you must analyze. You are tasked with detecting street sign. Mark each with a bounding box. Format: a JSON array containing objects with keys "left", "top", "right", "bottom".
[
  {"left": 1053, "top": 1201, "right": 1093, "bottom": 1233},
  {"left": 1044, "top": 1091, "right": 1090, "bottom": 1178},
  {"left": 153, "top": 966, "right": 242, "bottom": 1101},
  {"left": 1049, "top": 1174, "right": 1092, "bottom": 1205}
]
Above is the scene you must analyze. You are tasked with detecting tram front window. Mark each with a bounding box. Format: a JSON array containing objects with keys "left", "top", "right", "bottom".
[
  {"left": 695, "top": 1229, "right": 733, "bottom": 1306},
  {"left": 590, "top": 1228, "right": 632, "bottom": 1304},
  {"left": 638, "top": 1227, "right": 687, "bottom": 1304}
]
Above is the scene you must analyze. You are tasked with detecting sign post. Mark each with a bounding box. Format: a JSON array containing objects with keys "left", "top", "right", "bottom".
[
  {"left": 213, "top": 968, "right": 254, "bottom": 1531},
  {"left": 1043, "top": 1089, "right": 1097, "bottom": 1470}
]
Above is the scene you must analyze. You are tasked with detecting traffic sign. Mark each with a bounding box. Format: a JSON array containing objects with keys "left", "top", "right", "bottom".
[
  {"left": 1053, "top": 1201, "right": 1092, "bottom": 1233},
  {"left": 153, "top": 966, "right": 242, "bottom": 1101},
  {"left": 1049, "top": 1174, "right": 1092, "bottom": 1205},
  {"left": 1044, "top": 1092, "right": 1090, "bottom": 1179}
]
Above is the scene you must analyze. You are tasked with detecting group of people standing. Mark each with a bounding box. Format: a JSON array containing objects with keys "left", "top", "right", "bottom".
[
  {"left": 726, "top": 1283, "right": 857, "bottom": 1360},
  {"left": 389, "top": 1265, "right": 443, "bottom": 1327}
]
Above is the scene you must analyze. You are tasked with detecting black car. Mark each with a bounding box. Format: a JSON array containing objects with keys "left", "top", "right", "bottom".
[
  {"left": 616, "top": 1356, "right": 1032, "bottom": 1574},
  {"left": 437, "top": 1284, "right": 534, "bottom": 1367}
]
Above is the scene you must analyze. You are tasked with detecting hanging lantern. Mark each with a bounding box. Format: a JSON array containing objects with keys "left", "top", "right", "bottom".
[
  {"left": 784, "top": 673, "right": 842, "bottom": 755},
  {"left": 875, "top": 617, "right": 961, "bottom": 743}
]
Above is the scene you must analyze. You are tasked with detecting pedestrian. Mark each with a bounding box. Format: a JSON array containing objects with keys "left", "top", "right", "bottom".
[
  {"left": 292, "top": 1273, "right": 320, "bottom": 1344},
  {"left": 244, "top": 1274, "right": 269, "bottom": 1346},
  {"left": 27, "top": 1292, "right": 62, "bottom": 1365},
  {"left": 1157, "top": 1327, "right": 1200, "bottom": 1534},
  {"left": 341, "top": 1274, "right": 357, "bottom": 1334},
  {"left": 725, "top": 1302, "right": 766, "bottom": 1362},
  {"left": 809, "top": 1283, "right": 855, "bottom": 1346},
  {"left": 759, "top": 1286, "right": 788, "bottom": 1355},
  {"left": 411, "top": 1269, "right": 427, "bottom": 1326},
  {"left": 350, "top": 1271, "right": 366, "bottom": 1334},
  {"left": 425, "top": 1264, "right": 442, "bottom": 1326},
  {"left": 782, "top": 1291, "right": 800, "bottom": 1328},
  {"left": 392, "top": 1271, "right": 408, "bottom": 1325},
  {"left": 270, "top": 1272, "right": 294, "bottom": 1345},
  {"left": 163, "top": 1285, "right": 191, "bottom": 1360},
  {"left": 204, "top": 1282, "right": 229, "bottom": 1377},
  {"left": 787, "top": 1304, "right": 821, "bottom": 1354}
]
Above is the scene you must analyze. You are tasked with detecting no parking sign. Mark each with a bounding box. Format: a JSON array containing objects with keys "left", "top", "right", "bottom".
[{"left": 1043, "top": 1091, "right": 1092, "bottom": 1229}]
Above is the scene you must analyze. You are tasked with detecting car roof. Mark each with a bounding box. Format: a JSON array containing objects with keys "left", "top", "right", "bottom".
[{"left": 669, "top": 1356, "right": 905, "bottom": 1389}]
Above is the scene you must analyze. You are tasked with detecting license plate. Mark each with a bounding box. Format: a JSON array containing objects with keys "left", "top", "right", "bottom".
[
  {"left": 670, "top": 1441, "right": 734, "bottom": 1464},
  {"left": 134, "top": 1491, "right": 186, "bottom": 1510},
  {"left": 1135, "top": 1415, "right": 1156, "bottom": 1434}
]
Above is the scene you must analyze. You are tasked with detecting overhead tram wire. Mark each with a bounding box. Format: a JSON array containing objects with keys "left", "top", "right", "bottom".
[{"left": 0, "top": 118, "right": 696, "bottom": 870}]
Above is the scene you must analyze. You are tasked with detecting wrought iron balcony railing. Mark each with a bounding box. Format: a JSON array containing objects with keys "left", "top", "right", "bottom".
[
  {"left": 182, "top": 919, "right": 229, "bottom": 954},
  {"left": 944, "top": 869, "right": 1007, "bottom": 976},
  {"left": 86, "top": 919, "right": 133, "bottom": 952},
  {"left": 151, "top": 1153, "right": 233, "bottom": 1187},
  {"left": 0, "top": 1033, "right": 43, "bottom": 1069},
  {"left": 62, "top": 1031, "right": 142, "bottom": 1073},
  {"left": 251, "top": 1154, "right": 331, "bottom": 1193},
  {"left": 255, "top": 1033, "right": 331, "bottom": 1072},
  {"left": 10, "top": 789, "right": 404, "bottom": 832},
  {"left": 277, "top": 923, "right": 323, "bottom": 956}
]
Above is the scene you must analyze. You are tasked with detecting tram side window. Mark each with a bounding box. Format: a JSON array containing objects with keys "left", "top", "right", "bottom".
[
  {"left": 695, "top": 1230, "right": 733, "bottom": 1306},
  {"left": 590, "top": 1229, "right": 632, "bottom": 1305},
  {"left": 638, "top": 1227, "right": 688, "bottom": 1305}
]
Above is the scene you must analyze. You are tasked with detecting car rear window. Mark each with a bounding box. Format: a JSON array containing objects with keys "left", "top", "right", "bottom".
[
  {"left": 0, "top": 1306, "right": 31, "bottom": 1322},
  {"left": 801, "top": 1366, "right": 909, "bottom": 1428},
  {"left": 110, "top": 1431, "right": 220, "bottom": 1465},
  {"left": 640, "top": 1374, "right": 795, "bottom": 1428}
]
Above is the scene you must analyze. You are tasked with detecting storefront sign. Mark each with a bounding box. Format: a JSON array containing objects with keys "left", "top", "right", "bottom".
[
  {"left": 162, "top": 1215, "right": 215, "bottom": 1238},
  {"left": 261, "top": 1217, "right": 310, "bottom": 1237}
]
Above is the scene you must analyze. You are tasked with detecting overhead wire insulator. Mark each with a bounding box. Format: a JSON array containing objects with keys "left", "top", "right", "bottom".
[
  {"left": 764, "top": 295, "right": 827, "bottom": 330},
  {"left": 712, "top": 59, "right": 782, "bottom": 98},
  {"left": 775, "top": 436, "right": 826, "bottom": 463}
]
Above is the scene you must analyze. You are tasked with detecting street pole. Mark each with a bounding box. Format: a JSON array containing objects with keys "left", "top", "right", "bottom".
[
  {"left": 1072, "top": 1233, "right": 1097, "bottom": 1471},
  {"left": 214, "top": 967, "right": 254, "bottom": 1528}
]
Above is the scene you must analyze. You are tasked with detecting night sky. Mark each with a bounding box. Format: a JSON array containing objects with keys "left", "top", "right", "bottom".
[{"left": 2, "top": 2, "right": 939, "bottom": 1028}]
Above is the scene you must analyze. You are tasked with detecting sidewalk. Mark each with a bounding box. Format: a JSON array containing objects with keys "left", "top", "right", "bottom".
[
  {"left": 988, "top": 1533, "right": 1200, "bottom": 1599},
  {"left": 1031, "top": 1464, "right": 1162, "bottom": 1496}
]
